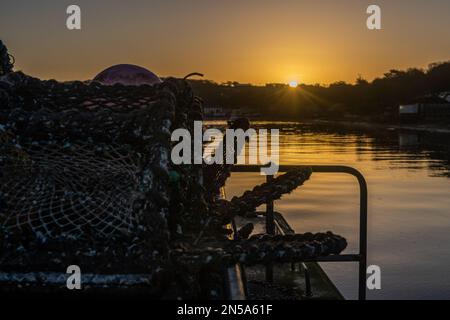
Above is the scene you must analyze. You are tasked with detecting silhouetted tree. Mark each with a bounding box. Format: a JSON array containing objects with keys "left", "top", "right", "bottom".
[{"left": 188, "top": 61, "right": 450, "bottom": 122}]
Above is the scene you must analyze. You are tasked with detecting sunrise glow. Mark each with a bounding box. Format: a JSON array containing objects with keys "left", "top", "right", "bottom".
[{"left": 289, "top": 80, "right": 298, "bottom": 88}]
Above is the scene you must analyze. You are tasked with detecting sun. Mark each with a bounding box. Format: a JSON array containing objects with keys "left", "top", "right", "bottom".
[{"left": 288, "top": 80, "right": 298, "bottom": 88}]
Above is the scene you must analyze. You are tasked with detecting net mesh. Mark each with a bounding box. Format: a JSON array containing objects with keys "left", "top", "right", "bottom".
[
  {"left": 0, "top": 73, "right": 196, "bottom": 246},
  {"left": 0, "top": 140, "right": 139, "bottom": 239}
]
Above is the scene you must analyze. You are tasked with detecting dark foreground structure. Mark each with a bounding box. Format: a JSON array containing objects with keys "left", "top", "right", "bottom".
[{"left": 0, "top": 41, "right": 353, "bottom": 299}]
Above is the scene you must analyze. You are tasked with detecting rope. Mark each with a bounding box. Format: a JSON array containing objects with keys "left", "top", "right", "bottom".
[
  {"left": 173, "top": 231, "right": 348, "bottom": 266},
  {"left": 223, "top": 168, "right": 312, "bottom": 220},
  {"left": 183, "top": 72, "right": 204, "bottom": 80}
]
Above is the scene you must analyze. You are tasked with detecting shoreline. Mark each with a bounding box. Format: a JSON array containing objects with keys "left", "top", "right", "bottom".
[
  {"left": 205, "top": 117, "right": 450, "bottom": 134},
  {"left": 311, "top": 119, "right": 450, "bottom": 134}
]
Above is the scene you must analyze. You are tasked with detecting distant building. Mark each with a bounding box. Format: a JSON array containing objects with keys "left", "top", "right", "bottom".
[
  {"left": 399, "top": 95, "right": 450, "bottom": 122},
  {"left": 203, "top": 106, "right": 261, "bottom": 120},
  {"left": 230, "top": 107, "right": 261, "bottom": 120},
  {"left": 265, "top": 83, "right": 288, "bottom": 88},
  {"left": 203, "top": 106, "right": 230, "bottom": 119}
]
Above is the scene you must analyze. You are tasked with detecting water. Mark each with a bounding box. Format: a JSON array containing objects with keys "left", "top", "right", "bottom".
[{"left": 219, "top": 121, "right": 450, "bottom": 300}]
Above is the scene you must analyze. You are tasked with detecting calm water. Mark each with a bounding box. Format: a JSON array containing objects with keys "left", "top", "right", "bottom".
[{"left": 219, "top": 121, "right": 450, "bottom": 300}]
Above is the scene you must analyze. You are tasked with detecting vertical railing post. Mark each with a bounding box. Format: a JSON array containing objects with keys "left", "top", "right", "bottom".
[
  {"left": 265, "top": 174, "right": 275, "bottom": 282},
  {"left": 357, "top": 173, "right": 368, "bottom": 301},
  {"left": 266, "top": 175, "right": 275, "bottom": 235}
]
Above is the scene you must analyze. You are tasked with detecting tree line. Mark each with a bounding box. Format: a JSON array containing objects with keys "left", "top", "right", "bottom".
[{"left": 188, "top": 61, "right": 450, "bottom": 122}]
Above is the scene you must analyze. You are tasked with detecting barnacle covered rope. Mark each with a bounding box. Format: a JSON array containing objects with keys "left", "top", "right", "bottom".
[
  {"left": 173, "top": 232, "right": 347, "bottom": 267},
  {"left": 212, "top": 168, "right": 313, "bottom": 223},
  {"left": 203, "top": 117, "right": 251, "bottom": 200},
  {"left": 232, "top": 169, "right": 312, "bottom": 214}
]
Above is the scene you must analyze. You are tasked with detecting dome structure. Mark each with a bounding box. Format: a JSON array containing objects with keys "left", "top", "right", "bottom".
[{"left": 93, "top": 64, "right": 162, "bottom": 86}]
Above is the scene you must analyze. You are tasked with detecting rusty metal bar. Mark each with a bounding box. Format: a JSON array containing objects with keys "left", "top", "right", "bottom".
[
  {"left": 225, "top": 265, "right": 246, "bottom": 300},
  {"left": 231, "top": 164, "right": 368, "bottom": 300},
  {"left": 265, "top": 175, "right": 275, "bottom": 283},
  {"left": 265, "top": 175, "right": 276, "bottom": 235},
  {"left": 301, "top": 263, "right": 313, "bottom": 298}
]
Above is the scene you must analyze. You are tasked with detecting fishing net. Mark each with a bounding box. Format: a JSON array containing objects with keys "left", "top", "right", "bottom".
[
  {"left": 0, "top": 68, "right": 208, "bottom": 277},
  {"left": 0, "top": 139, "right": 140, "bottom": 239},
  {"left": 0, "top": 78, "right": 174, "bottom": 242}
]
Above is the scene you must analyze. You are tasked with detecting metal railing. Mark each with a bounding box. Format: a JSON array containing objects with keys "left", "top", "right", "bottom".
[{"left": 231, "top": 165, "right": 368, "bottom": 300}]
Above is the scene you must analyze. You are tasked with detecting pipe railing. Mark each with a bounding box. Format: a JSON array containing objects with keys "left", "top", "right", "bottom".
[{"left": 231, "top": 164, "right": 368, "bottom": 300}]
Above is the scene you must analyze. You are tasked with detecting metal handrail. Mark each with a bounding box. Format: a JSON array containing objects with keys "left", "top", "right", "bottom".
[{"left": 231, "top": 164, "right": 368, "bottom": 300}]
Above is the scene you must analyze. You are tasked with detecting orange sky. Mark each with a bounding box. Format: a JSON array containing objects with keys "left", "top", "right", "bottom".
[{"left": 1, "top": 0, "right": 450, "bottom": 85}]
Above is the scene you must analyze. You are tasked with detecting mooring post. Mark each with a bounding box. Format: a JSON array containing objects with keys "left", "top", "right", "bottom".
[
  {"left": 265, "top": 174, "right": 275, "bottom": 282},
  {"left": 266, "top": 175, "right": 275, "bottom": 235}
]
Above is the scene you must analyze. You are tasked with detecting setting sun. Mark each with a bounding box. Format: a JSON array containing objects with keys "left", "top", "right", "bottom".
[{"left": 289, "top": 80, "right": 298, "bottom": 88}]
